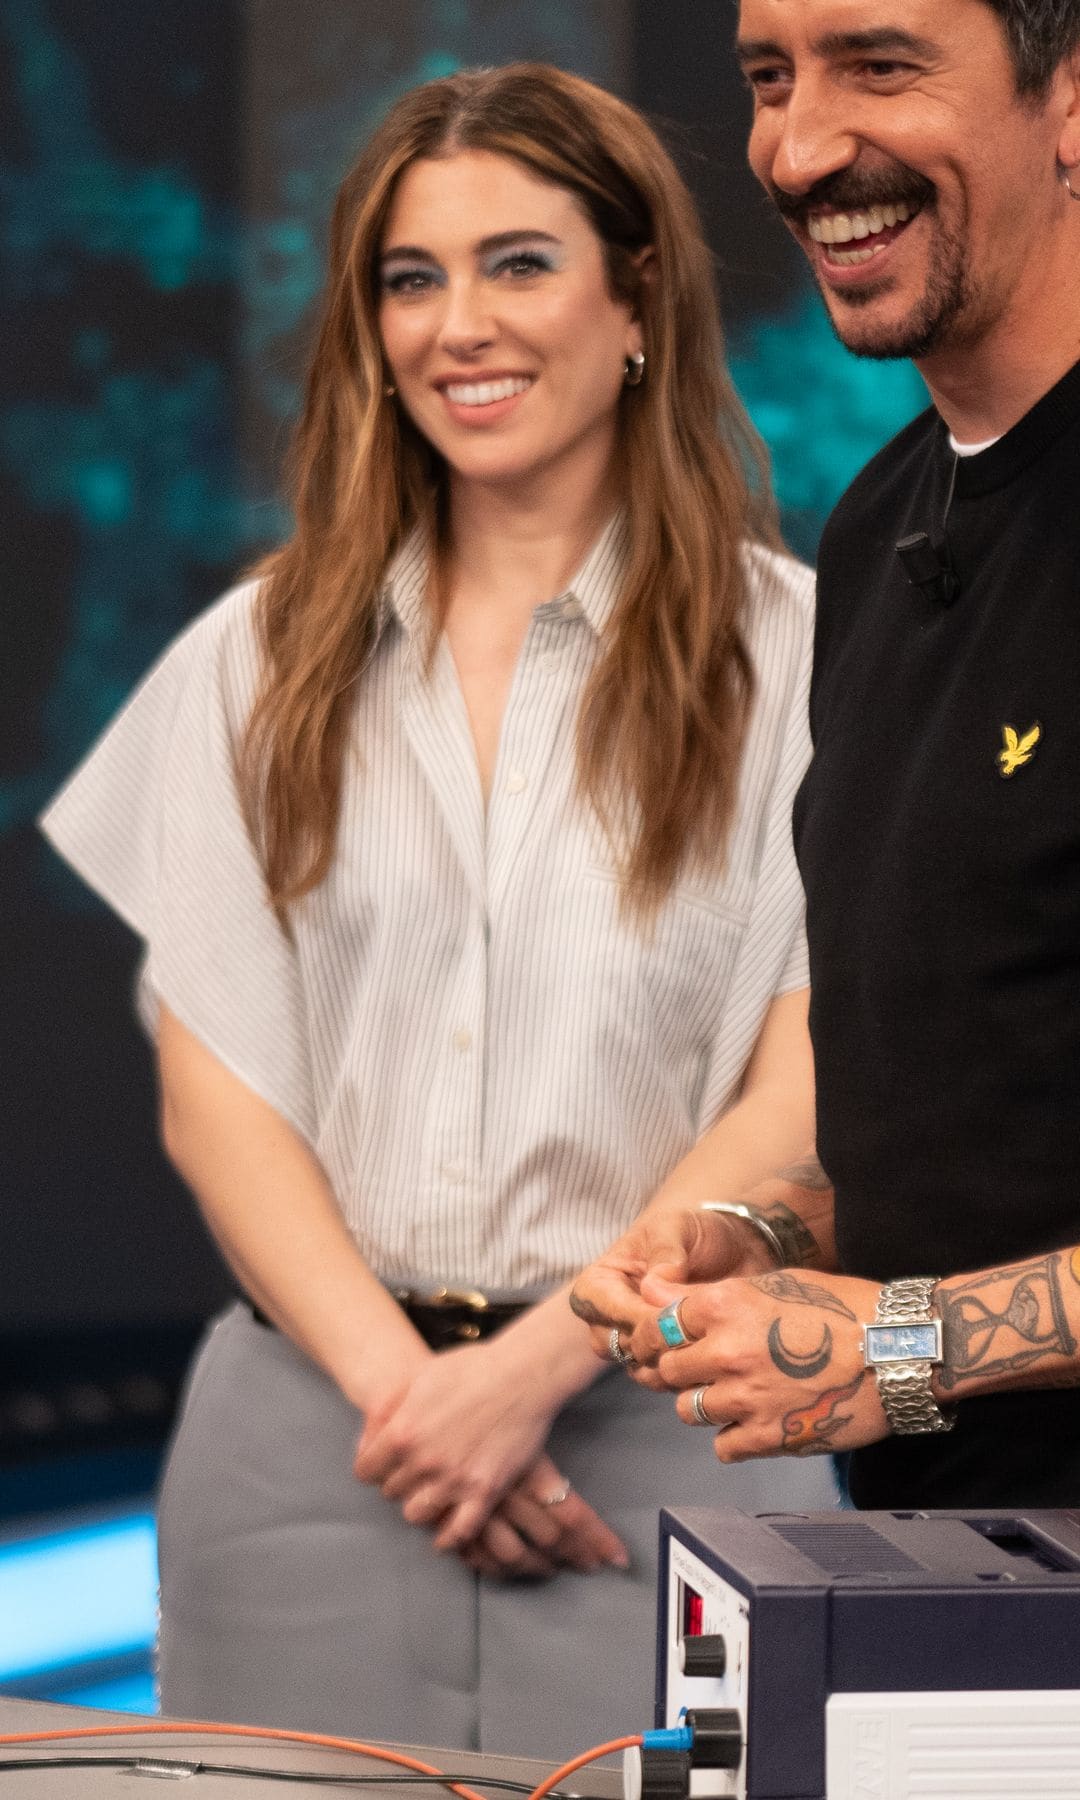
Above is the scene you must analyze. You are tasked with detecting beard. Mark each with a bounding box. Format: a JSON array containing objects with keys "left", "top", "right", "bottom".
[{"left": 772, "top": 162, "right": 974, "bottom": 362}]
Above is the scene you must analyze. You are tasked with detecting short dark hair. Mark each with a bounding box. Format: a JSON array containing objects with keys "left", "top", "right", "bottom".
[{"left": 982, "top": 0, "right": 1080, "bottom": 95}]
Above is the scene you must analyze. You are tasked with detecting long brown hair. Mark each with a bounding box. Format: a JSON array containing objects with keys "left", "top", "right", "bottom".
[{"left": 242, "top": 63, "right": 780, "bottom": 915}]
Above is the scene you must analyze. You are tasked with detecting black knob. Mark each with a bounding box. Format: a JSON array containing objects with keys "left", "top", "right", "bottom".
[
  {"left": 684, "top": 1708, "right": 743, "bottom": 1772},
  {"left": 629, "top": 1747, "right": 692, "bottom": 1800},
  {"left": 678, "top": 1633, "right": 726, "bottom": 1678}
]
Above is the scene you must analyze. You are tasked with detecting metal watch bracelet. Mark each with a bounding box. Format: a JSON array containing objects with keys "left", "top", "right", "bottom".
[{"left": 866, "top": 1276, "right": 956, "bottom": 1435}]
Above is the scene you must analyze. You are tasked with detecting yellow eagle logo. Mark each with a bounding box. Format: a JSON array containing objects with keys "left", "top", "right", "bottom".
[{"left": 997, "top": 723, "right": 1041, "bottom": 778}]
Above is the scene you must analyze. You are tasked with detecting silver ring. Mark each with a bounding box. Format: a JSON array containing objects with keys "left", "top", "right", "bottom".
[
  {"left": 687, "top": 1382, "right": 720, "bottom": 1425},
  {"left": 608, "top": 1325, "right": 633, "bottom": 1365},
  {"left": 542, "top": 1482, "right": 572, "bottom": 1506}
]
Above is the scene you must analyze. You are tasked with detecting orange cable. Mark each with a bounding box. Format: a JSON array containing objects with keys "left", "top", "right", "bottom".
[
  {"left": 0, "top": 1719, "right": 487, "bottom": 1800},
  {"left": 0, "top": 1719, "right": 644, "bottom": 1800},
  {"left": 524, "top": 1733, "right": 642, "bottom": 1800}
]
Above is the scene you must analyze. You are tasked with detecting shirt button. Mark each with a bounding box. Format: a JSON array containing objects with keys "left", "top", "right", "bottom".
[
  {"left": 506, "top": 769, "right": 527, "bottom": 794},
  {"left": 540, "top": 651, "right": 559, "bottom": 674},
  {"left": 441, "top": 1161, "right": 465, "bottom": 1185},
  {"left": 453, "top": 1028, "right": 472, "bottom": 1052},
  {"left": 560, "top": 596, "right": 581, "bottom": 620}
]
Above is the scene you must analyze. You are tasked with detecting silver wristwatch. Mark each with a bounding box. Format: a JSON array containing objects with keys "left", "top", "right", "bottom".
[{"left": 862, "top": 1277, "right": 956, "bottom": 1435}]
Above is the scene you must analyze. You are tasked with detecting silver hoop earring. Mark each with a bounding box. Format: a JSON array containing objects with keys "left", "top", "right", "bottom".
[
  {"left": 624, "top": 350, "right": 645, "bottom": 387},
  {"left": 1061, "top": 163, "right": 1080, "bottom": 202}
]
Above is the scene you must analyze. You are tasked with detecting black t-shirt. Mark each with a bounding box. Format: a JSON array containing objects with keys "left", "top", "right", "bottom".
[{"left": 796, "top": 357, "right": 1080, "bottom": 1506}]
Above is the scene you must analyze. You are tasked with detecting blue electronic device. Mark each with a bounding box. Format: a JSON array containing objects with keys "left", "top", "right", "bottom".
[{"left": 653, "top": 1508, "right": 1080, "bottom": 1800}]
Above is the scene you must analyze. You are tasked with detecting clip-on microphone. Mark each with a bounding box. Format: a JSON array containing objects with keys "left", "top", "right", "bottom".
[{"left": 895, "top": 531, "right": 960, "bottom": 605}]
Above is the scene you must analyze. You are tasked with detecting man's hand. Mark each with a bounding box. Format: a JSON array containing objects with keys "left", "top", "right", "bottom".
[
  {"left": 568, "top": 1206, "right": 775, "bottom": 1375},
  {"left": 628, "top": 1268, "right": 887, "bottom": 1459}
]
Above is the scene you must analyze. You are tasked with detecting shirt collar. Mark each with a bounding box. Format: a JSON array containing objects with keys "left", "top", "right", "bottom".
[
  {"left": 379, "top": 525, "right": 430, "bottom": 642},
  {"left": 545, "top": 511, "right": 628, "bottom": 636},
  {"left": 379, "top": 510, "right": 629, "bottom": 642}
]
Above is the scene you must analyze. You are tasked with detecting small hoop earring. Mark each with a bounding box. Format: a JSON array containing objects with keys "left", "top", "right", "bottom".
[
  {"left": 624, "top": 350, "right": 645, "bottom": 388},
  {"left": 1061, "top": 163, "right": 1080, "bottom": 202}
]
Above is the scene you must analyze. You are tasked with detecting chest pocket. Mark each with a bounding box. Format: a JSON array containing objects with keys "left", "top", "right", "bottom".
[{"left": 581, "top": 865, "right": 748, "bottom": 1063}]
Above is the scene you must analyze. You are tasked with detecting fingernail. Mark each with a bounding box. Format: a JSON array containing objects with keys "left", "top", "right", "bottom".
[{"left": 611, "top": 1550, "right": 630, "bottom": 1568}]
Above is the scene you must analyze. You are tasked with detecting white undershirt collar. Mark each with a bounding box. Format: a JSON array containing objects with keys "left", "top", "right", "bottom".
[{"left": 949, "top": 432, "right": 1002, "bottom": 458}]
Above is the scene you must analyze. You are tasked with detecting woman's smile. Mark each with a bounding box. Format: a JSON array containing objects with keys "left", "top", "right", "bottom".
[{"left": 379, "top": 149, "right": 640, "bottom": 491}]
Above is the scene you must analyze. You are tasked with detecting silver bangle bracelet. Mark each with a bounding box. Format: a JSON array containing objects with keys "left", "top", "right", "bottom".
[{"left": 699, "top": 1201, "right": 786, "bottom": 1267}]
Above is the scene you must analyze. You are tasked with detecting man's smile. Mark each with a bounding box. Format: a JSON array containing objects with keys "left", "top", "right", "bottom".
[{"left": 808, "top": 198, "right": 922, "bottom": 265}]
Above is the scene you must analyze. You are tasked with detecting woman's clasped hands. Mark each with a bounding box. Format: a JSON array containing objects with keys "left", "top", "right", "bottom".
[{"left": 352, "top": 1331, "right": 629, "bottom": 1579}]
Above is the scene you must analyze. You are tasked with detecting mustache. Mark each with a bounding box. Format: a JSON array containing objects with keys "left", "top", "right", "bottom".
[{"left": 770, "top": 166, "right": 935, "bottom": 226}]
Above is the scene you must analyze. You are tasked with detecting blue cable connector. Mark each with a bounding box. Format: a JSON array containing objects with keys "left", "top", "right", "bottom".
[{"left": 640, "top": 1727, "right": 694, "bottom": 1753}]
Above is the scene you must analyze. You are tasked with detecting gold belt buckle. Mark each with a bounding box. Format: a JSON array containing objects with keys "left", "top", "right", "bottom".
[{"left": 424, "top": 1285, "right": 491, "bottom": 1312}]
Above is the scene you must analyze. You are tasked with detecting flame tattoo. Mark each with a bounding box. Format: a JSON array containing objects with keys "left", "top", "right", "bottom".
[{"left": 781, "top": 1370, "right": 867, "bottom": 1453}]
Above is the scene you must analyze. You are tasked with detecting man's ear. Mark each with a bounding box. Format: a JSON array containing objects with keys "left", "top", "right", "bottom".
[{"left": 1054, "top": 43, "right": 1080, "bottom": 171}]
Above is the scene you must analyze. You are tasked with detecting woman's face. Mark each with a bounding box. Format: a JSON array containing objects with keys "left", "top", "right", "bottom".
[{"left": 377, "top": 149, "right": 642, "bottom": 494}]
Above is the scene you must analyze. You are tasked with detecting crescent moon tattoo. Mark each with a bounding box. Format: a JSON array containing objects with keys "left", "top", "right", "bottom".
[{"left": 767, "top": 1317, "right": 833, "bottom": 1380}]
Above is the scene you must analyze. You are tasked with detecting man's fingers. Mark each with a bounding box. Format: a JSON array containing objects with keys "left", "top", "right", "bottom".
[
  {"left": 648, "top": 1259, "right": 692, "bottom": 1287},
  {"left": 627, "top": 1361, "right": 668, "bottom": 1391},
  {"left": 673, "top": 1382, "right": 738, "bottom": 1431},
  {"left": 571, "top": 1269, "right": 659, "bottom": 1336},
  {"left": 639, "top": 1271, "right": 687, "bottom": 1308},
  {"left": 629, "top": 1287, "right": 720, "bottom": 1370}
]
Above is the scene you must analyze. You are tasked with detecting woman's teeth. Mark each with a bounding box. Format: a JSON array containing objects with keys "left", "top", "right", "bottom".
[
  {"left": 808, "top": 200, "right": 918, "bottom": 265},
  {"left": 443, "top": 376, "right": 533, "bottom": 406}
]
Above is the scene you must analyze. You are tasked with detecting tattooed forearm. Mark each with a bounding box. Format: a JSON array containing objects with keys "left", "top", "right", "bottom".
[
  {"left": 775, "top": 1155, "right": 833, "bottom": 1192},
  {"left": 938, "top": 1254, "right": 1079, "bottom": 1392},
  {"left": 754, "top": 1271, "right": 857, "bottom": 1318},
  {"left": 758, "top": 1200, "right": 823, "bottom": 1268},
  {"left": 781, "top": 1370, "right": 867, "bottom": 1453},
  {"left": 767, "top": 1317, "right": 833, "bottom": 1379}
]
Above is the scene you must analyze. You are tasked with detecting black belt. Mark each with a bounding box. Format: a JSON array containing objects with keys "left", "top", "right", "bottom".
[{"left": 249, "top": 1287, "right": 526, "bottom": 1351}]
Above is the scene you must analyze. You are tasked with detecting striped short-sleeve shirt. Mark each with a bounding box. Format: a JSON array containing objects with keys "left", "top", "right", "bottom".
[{"left": 41, "top": 518, "right": 813, "bottom": 1296}]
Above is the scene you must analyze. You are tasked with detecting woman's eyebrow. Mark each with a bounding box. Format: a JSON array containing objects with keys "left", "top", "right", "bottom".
[
  {"left": 476, "top": 229, "right": 562, "bottom": 253},
  {"left": 380, "top": 229, "right": 563, "bottom": 263},
  {"left": 379, "top": 244, "right": 439, "bottom": 264}
]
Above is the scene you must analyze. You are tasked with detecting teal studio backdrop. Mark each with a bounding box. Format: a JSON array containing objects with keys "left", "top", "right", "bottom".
[{"left": 0, "top": 0, "right": 927, "bottom": 1456}]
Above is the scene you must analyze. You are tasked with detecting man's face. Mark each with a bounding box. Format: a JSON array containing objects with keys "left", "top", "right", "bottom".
[{"left": 737, "top": 0, "right": 1071, "bottom": 361}]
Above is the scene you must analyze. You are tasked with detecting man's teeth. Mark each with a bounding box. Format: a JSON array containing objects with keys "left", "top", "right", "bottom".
[
  {"left": 443, "top": 377, "right": 532, "bottom": 406},
  {"left": 808, "top": 200, "right": 915, "bottom": 246}
]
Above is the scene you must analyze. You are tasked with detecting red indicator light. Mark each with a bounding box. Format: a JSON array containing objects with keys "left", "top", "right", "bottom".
[{"left": 683, "top": 1589, "right": 704, "bottom": 1637}]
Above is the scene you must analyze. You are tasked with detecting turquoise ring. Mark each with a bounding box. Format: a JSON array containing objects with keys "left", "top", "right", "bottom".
[{"left": 657, "top": 1300, "right": 692, "bottom": 1348}]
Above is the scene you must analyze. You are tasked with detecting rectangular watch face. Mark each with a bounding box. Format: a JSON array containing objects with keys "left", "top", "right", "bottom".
[{"left": 864, "top": 1321, "right": 942, "bottom": 1364}]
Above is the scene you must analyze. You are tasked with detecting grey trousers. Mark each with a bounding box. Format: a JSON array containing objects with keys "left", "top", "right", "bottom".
[{"left": 157, "top": 1303, "right": 837, "bottom": 1757}]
